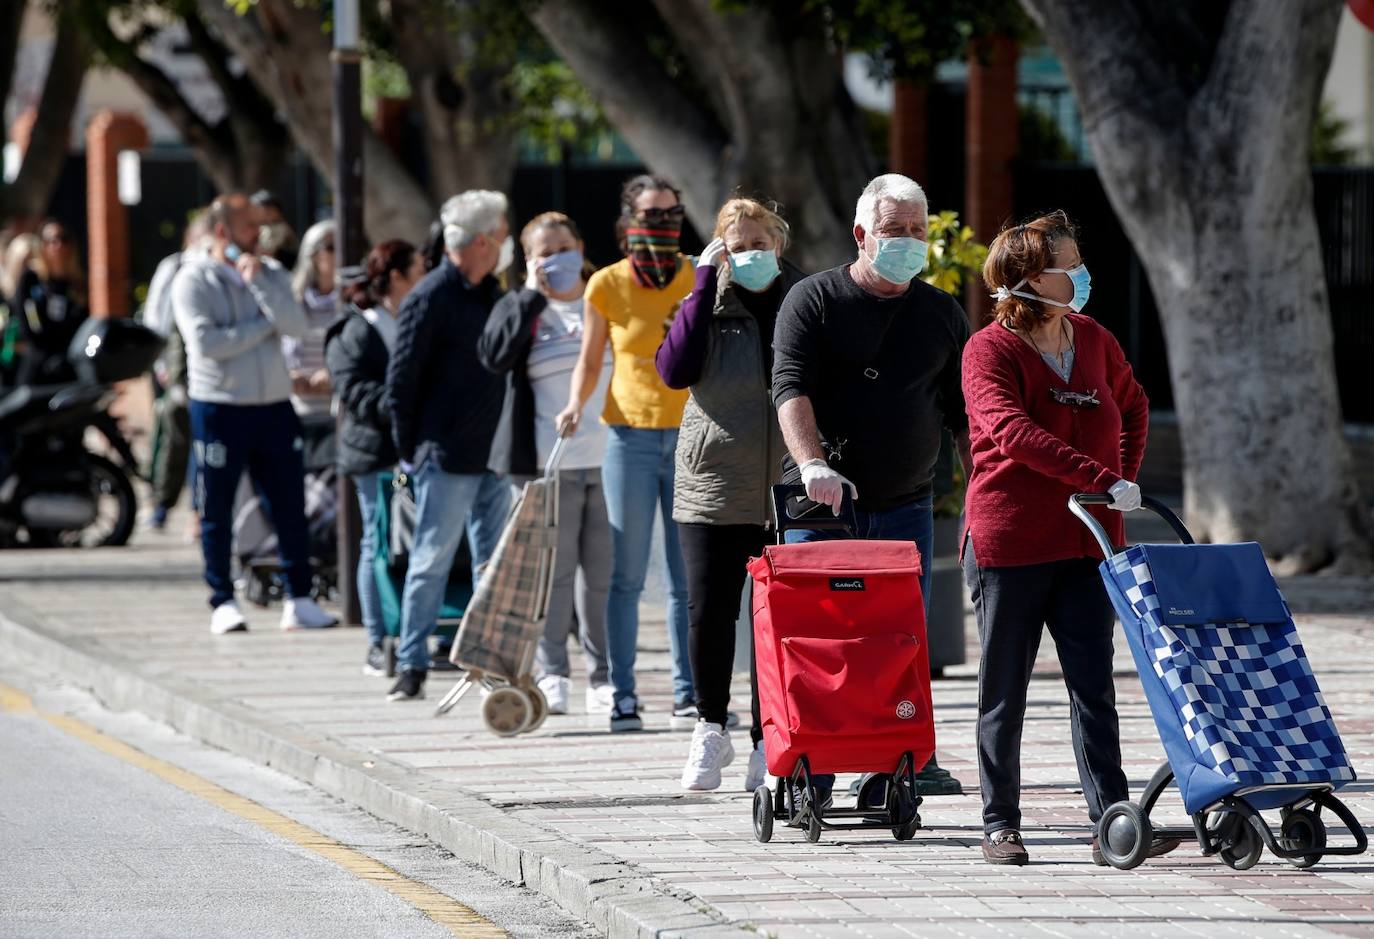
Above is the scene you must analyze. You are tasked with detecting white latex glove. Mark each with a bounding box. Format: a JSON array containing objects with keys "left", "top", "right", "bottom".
[
  {"left": 1108, "top": 479, "right": 1141, "bottom": 512},
  {"left": 800, "top": 458, "right": 857, "bottom": 516},
  {"left": 698, "top": 237, "right": 728, "bottom": 269}
]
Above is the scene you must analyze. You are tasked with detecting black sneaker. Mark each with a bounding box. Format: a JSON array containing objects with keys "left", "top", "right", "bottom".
[
  {"left": 363, "top": 645, "right": 387, "bottom": 677},
  {"left": 670, "top": 698, "right": 698, "bottom": 730},
  {"left": 430, "top": 643, "right": 458, "bottom": 672},
  {"left": 387, "top": 669, "right": 426, "bottom": 702},
  {"left": 610, "top": 695, "right": 643, "bottom": 732}
]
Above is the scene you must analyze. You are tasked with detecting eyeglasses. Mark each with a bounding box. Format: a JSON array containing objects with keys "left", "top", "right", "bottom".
[
  {"left": 320, "top": 242, "right": 336, "bottom": 253},
  {"left": 43, "top": 233, "right": 70, "bottom": 245},
  {"left": 1049, "top": 387, "right": 1100, "bottom": 409},
  {"left": 635, "top": 206, "right": 685, "bottom": 223}
]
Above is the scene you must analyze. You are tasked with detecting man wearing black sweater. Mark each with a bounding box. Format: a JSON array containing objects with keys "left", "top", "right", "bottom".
[
  {"left": 771, "top": 173, "right": 972, "bottom": 797},
  {"left": 385, "top": 189, "right": 515, "bottom": 701}
]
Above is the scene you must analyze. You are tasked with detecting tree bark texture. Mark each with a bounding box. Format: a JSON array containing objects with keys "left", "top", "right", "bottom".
[
  {"left": 528, "top": 0, "right": 876, "bottom": 272},
  {"left": 195, "top": 0, "right": 434, "bottom": 243},
  {"left": 1022, "top": 0, "right": 1370, "bottom": 571},
  {"left": 0, "top": 10, "right": 89, "bottom": 224}
]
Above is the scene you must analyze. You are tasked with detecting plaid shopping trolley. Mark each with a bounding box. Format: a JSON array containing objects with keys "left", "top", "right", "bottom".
[
  {"left": 432, "top": 437, "right": 565, "bottom": 736},
  {"left": 1070, "top": 493, "right": 1365, "bottom": 870}
]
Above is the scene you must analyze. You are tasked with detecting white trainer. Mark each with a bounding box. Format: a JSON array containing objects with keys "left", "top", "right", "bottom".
[
  {"left": 210, "top": 600, "right": 247, "bottom": 635},
  {"left": 280, "top": 597, "right": 339, "bottom": 630},
  {"left": 680, "top": 721, "right": 735, "bottom": 791},
  {"left": 744, "top": 740, "right": 767, "bottom": 792},
  {"left": 538, "top": 675, "right": 570, "bottom": 715},
  {"left": 585, "top": 683, "right": 614, "bottom": 714}
]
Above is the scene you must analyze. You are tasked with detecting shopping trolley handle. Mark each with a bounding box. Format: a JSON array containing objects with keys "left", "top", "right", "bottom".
[
  {"left": 1068, "top": 492, "right": 1195, "bottom": 557},
  {"left": 771, "top": 484, "right": 857, "bottom": 540},
  {"left": 543, "top": 434, "right": 569, "bottom": 478}
]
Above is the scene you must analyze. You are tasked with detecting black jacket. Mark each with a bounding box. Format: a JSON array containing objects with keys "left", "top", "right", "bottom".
[
  {"left": 386, "top": 259, "right": 506, "bottom": 473},
  {"left": 477, "top": 288, "right": 548, "bottom": 477},
  {"left": 326, "top": 307, "right": 397, "bottom": 476}
]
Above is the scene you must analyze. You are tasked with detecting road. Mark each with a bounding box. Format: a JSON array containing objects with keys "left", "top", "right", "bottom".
[{"left": 0, "top": 657, "right": 598, "bottom": 939}]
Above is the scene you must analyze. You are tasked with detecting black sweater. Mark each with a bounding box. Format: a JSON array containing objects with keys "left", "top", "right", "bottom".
[
  {"left": 476, "top": 288, "right": 548, "bottom": 478},
  {"left": 771, "top": 265, "right": 970, "bottom": 511},
  {"left": 386, "top": 260, "right": 505, "bottom": 473},
  {"left": 325, "top": 308, "right": 397, "bottom": 476}
]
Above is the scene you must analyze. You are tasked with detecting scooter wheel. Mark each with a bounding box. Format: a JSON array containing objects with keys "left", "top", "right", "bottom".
[
  {"left": 752, "top": 786, "right": 774, "bottom": 843},
  {"left": 1098, "top": 801, "right": 1152, "bottom": 870}
]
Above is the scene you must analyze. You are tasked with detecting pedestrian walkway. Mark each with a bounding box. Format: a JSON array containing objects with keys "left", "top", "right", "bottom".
[{"left": 2, "top": 521, "right": 1372, "bottom": 938}]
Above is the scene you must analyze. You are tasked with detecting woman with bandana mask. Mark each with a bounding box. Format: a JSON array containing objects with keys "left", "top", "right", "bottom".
[
  {"left": 556, "top": 175, "right": 696, "bottom": 733},
  {"left": 962, "top": 210, "right": 1163, "bottom": 867},
  {"left": 655, "top": 198, "right": 804, "bottom": 791},
  {"left": 479, "top": 212, "right": 614, "bottom": 717}
]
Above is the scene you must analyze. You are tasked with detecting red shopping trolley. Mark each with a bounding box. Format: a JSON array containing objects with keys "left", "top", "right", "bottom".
[{"left": 747, "top": 486, "right": 934, "bottom": 844}]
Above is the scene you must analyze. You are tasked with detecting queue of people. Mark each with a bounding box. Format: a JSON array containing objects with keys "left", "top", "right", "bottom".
[{"left": 22, "top": 166, "right": 1150, "bottom": 865}]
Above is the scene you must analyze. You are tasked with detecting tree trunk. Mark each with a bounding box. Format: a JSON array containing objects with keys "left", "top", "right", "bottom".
[
  {"left": 528, "top": 0, "right": 874, "bottom": 271},
  {"left": 0, "top": 13, "right": 89, "bottom": 223},
  {"left": 195, "top": 0, "right": 434, "bottom": 243},
  {"left": 1023, "top": 0, "right": 1371, "bottom": 571},
  {"left": 0, "top": 0, "right": 27, "bottom": 146}
]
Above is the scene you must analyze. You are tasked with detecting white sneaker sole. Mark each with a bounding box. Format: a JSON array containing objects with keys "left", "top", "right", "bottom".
[
  {"left": 210, "top": 621, "right": 247, "bottom": 635},
  {"left": 681, "top": 740, "right": 736, "bottom": 791}
]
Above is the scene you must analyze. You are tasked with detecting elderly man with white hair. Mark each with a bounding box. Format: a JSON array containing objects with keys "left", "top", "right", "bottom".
[
  {"left": 384, "top": 189, "right": 515, "bottom": 701},
  {"left": 770, "top": 173, "right": 973, "bottom": 801}
]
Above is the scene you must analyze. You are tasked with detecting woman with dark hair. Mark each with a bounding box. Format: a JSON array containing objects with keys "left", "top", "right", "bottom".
[
  {"left": 14, "top": 219, "right": 88, "bottom": 384},
  {"left": 962, "top": 210, "right": 1172, "bottom": 866},
  {"left": 555, "top": 174, "right": 696, "bottom": 733},
  {"left": 326, "top": 239, "right": 425, "bottom": 675},
  {"left": 478, "top": 211, "right": 613, "bottom": 716}
]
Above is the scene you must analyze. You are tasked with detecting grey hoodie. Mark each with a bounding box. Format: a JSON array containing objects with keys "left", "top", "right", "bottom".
[{"left": 170, "top": 253, "right": 306, "bottom": 405}]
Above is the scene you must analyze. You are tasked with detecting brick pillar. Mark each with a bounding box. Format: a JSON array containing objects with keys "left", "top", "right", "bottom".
[
  {"left": 889, "top": 79, "right": 928, "bottom": 186},
  {"left": 372, "top": 97, "right": 411, "bottom": 162},
  {"left": 86, "top": 111, "right": 149, "bottom": 319},
  {"left": 965, "top": 35, "right": 1020, "bottom": 327}
]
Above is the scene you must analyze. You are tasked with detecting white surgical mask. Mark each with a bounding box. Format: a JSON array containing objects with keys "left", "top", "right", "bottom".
[{"left": 495, "top": 235, "right": 515, "bottom": 276}]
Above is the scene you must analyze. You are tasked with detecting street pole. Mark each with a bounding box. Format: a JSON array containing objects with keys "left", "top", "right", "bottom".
[{"left": 333, "top": 0, "right": 364, "bottom": 626}]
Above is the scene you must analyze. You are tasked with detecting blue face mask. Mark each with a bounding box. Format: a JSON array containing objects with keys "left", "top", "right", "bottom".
[
  {"left": 728, "top": 249, "right": 780, "bottom": 292},
  {"left": 224, "top": 243, "right": 243, "bottom": 263},
  {"left": 537, "top": 249, "right": 584, "bottom": 293},
  {"left": 997, "top": 263, "right": 1092, "bottom": 312},
  {"left": 866, "top": 236, "right": 928, "bottom": 285}
]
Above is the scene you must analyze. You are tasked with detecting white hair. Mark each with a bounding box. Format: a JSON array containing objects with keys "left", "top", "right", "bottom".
[
  {"left": 293, "top": 219, "right": 334, "bottom": 300},
  {"left": 853, "top": 173, "right": 928, "bottom": 232},
  {"left": 440, "top": 190, "right": 509, "bottom": 251}
]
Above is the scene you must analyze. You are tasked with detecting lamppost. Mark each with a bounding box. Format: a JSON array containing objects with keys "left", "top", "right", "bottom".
[{"left": 334, "top": 0, "right": 364, "bottom": 625}]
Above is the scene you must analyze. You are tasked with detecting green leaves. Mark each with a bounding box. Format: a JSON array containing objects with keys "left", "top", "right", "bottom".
[{"left": 922, "top": 210, "right": 987, "bottom": 296}]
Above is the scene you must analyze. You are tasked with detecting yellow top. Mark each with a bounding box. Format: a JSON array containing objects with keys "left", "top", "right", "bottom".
[{"left": 584, "top": 257, "right": 693, "bottom": 429}]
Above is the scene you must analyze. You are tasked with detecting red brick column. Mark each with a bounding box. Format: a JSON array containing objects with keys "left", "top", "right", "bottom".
[
  {"left": 889, "top": 79, "right": 928, "bottom": 187},
  {"left": 85, "top": 111, "right": 149, "bottom": 319},
  {"left": 964, "top": 36, "right": 1020, "bottom": 327}
]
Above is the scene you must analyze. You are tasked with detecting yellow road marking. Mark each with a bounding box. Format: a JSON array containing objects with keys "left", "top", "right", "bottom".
[{"left": 0, "top": 682, "right": 508, "bottom": 938}]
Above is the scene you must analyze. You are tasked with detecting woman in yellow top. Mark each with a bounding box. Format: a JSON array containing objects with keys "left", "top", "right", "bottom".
[{"left": 557, "top": 174, "right": 695, "bottom": 733}]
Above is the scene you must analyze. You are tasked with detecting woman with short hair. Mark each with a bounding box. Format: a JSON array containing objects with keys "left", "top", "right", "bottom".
[
  {"left": 962, "top": 210, "right": 1173, "bottom": 866},
  {"left": 285, "top": 219, "right": 339, "bottom": 467}
]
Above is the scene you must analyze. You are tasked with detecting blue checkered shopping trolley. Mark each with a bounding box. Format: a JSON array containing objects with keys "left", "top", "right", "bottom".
[{"left": 1069, "top": 493, "right": 1366, "bottom": 871}]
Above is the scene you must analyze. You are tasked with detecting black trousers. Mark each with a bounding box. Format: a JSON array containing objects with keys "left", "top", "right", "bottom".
[
  {"left": 678, "top": 522, "right": 765, "bottom": 744},
  {"left": 963, "top": 536, "right": 1129, "bottom": 835}
]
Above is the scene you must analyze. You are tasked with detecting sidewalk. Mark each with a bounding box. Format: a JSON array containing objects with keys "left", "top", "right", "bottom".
[{"left": 2, "top": 521, "right": 1373, "bottom": 938}]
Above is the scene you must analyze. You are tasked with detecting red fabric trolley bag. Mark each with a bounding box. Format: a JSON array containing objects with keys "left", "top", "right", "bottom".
[{"left": 746, "top": 487, "right": 934, "bottom": 844}]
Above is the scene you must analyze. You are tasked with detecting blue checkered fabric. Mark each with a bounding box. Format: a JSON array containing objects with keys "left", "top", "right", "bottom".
[{"left": 1108, "top": 546, "right": 1354, "bottom": 791}]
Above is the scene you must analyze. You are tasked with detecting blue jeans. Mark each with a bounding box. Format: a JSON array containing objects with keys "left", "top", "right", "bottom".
[
  {"left": 601, "top": 425, "right": 692, "bottom": 704},
  {"left": 397, "top": 461, "right": 510, "bottom": 673},
  {"left": 785, "top": 495, "right": 934, "bottom": 795},
  {"left": 189, "top": 400, "right": 311, "bottom": 608},
  {"left": 352, "top": 474, "right": 386, "bottom": 647}
]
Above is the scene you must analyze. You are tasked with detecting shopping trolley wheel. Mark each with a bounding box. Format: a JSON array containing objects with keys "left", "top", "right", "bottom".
[
  {"left": 1280, "top": 809, "right": 1326, "bottom": 869},
  {"left": 523, "top": 685, "right": 549, "bottom": 734},
  {"left": 1097, "top": 801, "right": 1152, "bottom": 870},
  {"left": 482, "top": 686, "right": 533, "bottom": 737},
  {"left": 888, "top": 781, "right": 920, "bottom": 842},
  {"left": 804, "top": 807, "right": 823, "bottom": 844},
  {"left": 1213, "top": 812, "right": 1263, "bottom": 871},
  {"left": 752, "top": 785, "right": 774, "bottom": 843}
]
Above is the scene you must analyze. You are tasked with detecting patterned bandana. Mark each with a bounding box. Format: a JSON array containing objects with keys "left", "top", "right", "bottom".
[{"left": 625, "top": 209, "right": 684, "bottom": 290}]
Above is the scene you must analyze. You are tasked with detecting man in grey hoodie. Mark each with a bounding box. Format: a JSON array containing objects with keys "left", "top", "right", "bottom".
[{"left": 171, "top": 193, "right": 338, "bottom": 634}]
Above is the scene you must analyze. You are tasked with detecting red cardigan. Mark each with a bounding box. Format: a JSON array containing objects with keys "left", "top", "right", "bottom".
[{"left": 961, "top": 314, "right": 1149, "bottom": 567}]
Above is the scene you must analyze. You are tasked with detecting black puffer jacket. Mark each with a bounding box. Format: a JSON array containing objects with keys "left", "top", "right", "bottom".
[{"left": 325, "top": 307, "right": 397, "bottom": 476}]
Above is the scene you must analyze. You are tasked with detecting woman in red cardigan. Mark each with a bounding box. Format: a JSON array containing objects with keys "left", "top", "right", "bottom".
[{"left": 962, "top": 211, "right": 1174, "bottom": 866}]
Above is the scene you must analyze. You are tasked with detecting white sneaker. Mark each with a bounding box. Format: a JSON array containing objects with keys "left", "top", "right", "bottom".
[
  {"left": 210, "top": 600, "right": 247, "bottom": 635},
  {"left": 744, "top": 740, "right": 767, "bottom": 792},
  {"left": 680, "top": 721, "right": 735, "bottom": 791},
  {"left": 538, "top": 675, "right": 570, "bottom": 715},
  {"left": 280, "top": 597, "right": 339, "bottom": 630},
  {"left": 585, "top": 683, "right": 614, "bottom": 714}
]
